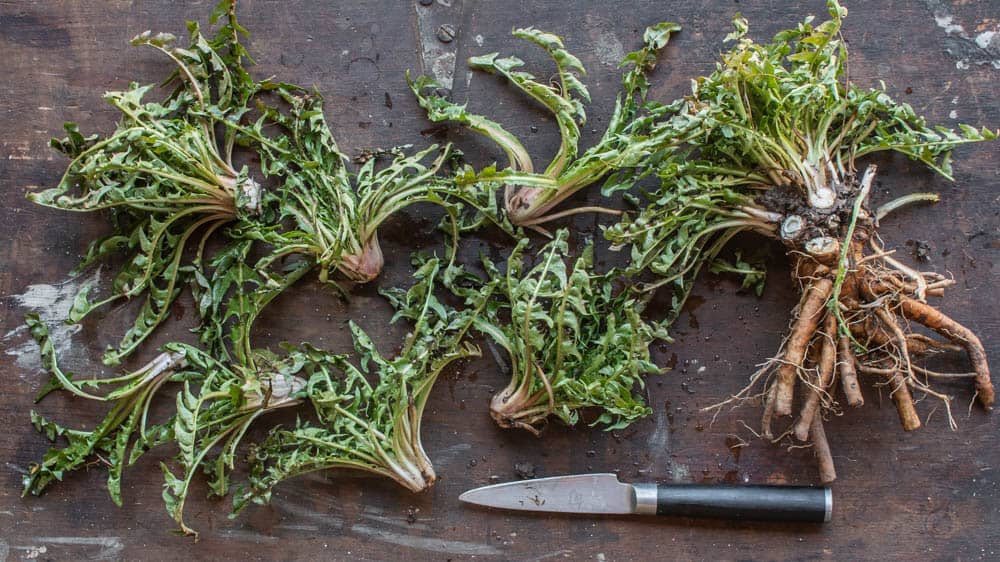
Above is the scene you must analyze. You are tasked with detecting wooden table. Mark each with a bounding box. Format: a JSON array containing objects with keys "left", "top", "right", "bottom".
[{"left": 2, "top": 1, "right": 997, "bottom": 559}]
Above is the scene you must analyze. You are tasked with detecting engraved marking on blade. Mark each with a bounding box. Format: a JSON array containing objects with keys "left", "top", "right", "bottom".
[
  {"left": 521, "top": 486, "right": 546, "bottom": 507},
  {"left": 567, "top": 488, "right": 602, "bottom": 511}
]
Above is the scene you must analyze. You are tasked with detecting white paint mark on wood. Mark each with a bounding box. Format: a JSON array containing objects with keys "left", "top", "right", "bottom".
[
  {"left": 20, "top": 545, "right": 46, "bottom": 560},
  {"left": 934, "top": 14, "right": 965, "bottom": 35},
  {"left": 647, "top": 406, "right": 669, "bottom": 452},
  {"left": 24, "top": 537, "right": 122, "bottom": 561},
  {"left": 976, "top": 30, "right": 996, "bottom": 50},
  {"left": 434, "top": 441, "right": 471, "bottom": 463},
  {"left": 350, "top": 523, "right": 502, "bottom": 556},
  {"left": 586, "top": 14, "right": 625, "bottom": 67},
  {"left": 3, "top": 270, "right": 100, "bottom": 373},
  {"left": 926, "top": 1, "right": 1000, "bottom": 69},
  {"left": 3, "top": 325, "right": 26, "bottom": 340},
  {"left": 671, "top": 461, "right": 691, "bottom": 483},
  {"left": 527, "top": 549, "right": 575, "bottom": 562}
]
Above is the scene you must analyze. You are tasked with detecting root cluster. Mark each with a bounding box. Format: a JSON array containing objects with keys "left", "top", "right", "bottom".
[{"left": 709, "top": 167, "right": 992, "bottom": 482}]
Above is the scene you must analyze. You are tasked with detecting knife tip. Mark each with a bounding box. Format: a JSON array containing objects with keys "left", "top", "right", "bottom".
[{"left": 459, "top": 487, "right": 491, "bottom": 506}]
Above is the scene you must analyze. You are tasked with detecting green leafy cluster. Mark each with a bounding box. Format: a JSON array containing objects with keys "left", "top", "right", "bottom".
[
  {"left": 709, "top": 251, "right": 767, "bottom": 297},
  {"left": 159, "top": 344, "right": 317, "bottom": 537},
  {"left": 606, "top": 0, "right": 996, "bottom": 305},
  {"left": 441, "top": 230, "right": 668, "bottom": 433},
  {"left": 240, "top": 83, "right": 469, "bottom": 285},
  {"left": 23, "top": 256, "right": 479, "bottom": 537},
  {"left": 20, "top": 1, "right": 488, "bottom": 537},
  {"left": 238, "top": 258, "right": 484, "bottom": 505},
  {"left": 22, "top": 273, "right": 311, "bottom": 535},
  {"left": 410, "top": 23, "right": 684, "bottom": 232},
  {"left": 28, "top": 7, "right": 260, "bottom": 366},
  {"left": 23, "top": 316, "right": 188, "bottom": 504},
  {"left": 687, "top": 2, "right": 995, "bottom": 192},
  {"left": 26, "top": 2, "right": 480, "bottom": 367}
]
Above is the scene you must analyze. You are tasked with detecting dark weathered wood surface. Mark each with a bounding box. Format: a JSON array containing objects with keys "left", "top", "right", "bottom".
[{"left": 1, "top": 1, "right": 998, "bottom": 560}]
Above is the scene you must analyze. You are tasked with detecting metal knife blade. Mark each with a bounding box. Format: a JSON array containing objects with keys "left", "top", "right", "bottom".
[{"left": 459, "top": 473, "right": 636, "bottom": 514}]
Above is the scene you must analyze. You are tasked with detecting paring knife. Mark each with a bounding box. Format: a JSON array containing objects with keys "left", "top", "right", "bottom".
[{"left": 460, "top": 473, "right": 831, "bottom": 523}]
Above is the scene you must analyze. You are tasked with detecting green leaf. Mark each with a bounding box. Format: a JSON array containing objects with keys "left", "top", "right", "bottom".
[
  {"left": 439, "top": 230, "right": 667, "bottom": 433},
  {"left": 411, "top": 24, "right": 683, "bottom": 226},
  {"left": 28, "top": 9, "right": 266, "bottom": 364},
  {"left": 607, "top": 2, "right": 994, "bottom": 325},
  {"left": 238, "top": 260, "right": 486, "bottom": 509}
]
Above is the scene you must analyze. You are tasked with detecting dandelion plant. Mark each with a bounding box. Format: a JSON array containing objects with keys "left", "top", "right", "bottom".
[
  {"left": 22, "top": 316, "right": 189, "bottom": 505},
  {"left": 237, "top": 258, "right": 487, "bottom": 505},
  {"left": 26, "top": 2, "right": 264, "bottom": 365},
  {"left": 22, "top": 255, "right": 314, "bottom": 530},
  {"left": 442, "top": 230, "right": 668, "bottom": 433},
  {"left": 159, "top": 344, "right": 317, "bottom": 537},
  {"left": 26, "top": 0, "right": 476, "bottom": 364},
  {"left": 241, "top": 83, "right": 469, "bottom": 285},
  {"left": 409, "top": 23, "right": 682, "bottom": 233},
  {"left": 607, "top": 1, "right": 996, "bottom": 481}
]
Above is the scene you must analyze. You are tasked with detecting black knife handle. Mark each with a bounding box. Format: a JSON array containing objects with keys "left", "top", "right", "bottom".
[{"left": 637, "top": 484, "right": 831, "bottom": 523}]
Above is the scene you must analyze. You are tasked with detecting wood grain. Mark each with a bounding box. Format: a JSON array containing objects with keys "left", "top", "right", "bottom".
[{"left": 1, "top": 1, "right": 997, "bottom": 560}]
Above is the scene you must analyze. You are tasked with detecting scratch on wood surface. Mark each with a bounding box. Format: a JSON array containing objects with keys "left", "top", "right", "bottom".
[
  {"left": 485, "top": 340, "right": 509, "bottom": 375},
  {"left": 585, "top": 14, "right": 625, "bottom": 67},
  {"left": 435, "top": 441, "right": 471, "bottom": 463},
  {"left": 269, "top": 493, "right": 345, "bottom": 530},
  {"left": 19, "top": 537, "right": 123, "bottom": 561},
  {"left": 14, "top": 545, "right": 45, "bottom": 560},
  {"left": 527, "top": 549, "right": 576, "bottom": 562},
  {"left": 359, "top": 505, "right": 432, "bottom": 531},
  {"left": 350, "top": 523, "right": 502, "bottom": 556},
  {"left": 274, "top": 523, "right": 320, "bottom": 532},
  {"left": 3, "top": 270, "right": 100, "bottom": 373},
  {"left": 646, "top": 405, "right": 669, "bottom": 453},
  {"left": 216, "top": 529, "right": 280, "bottom": 542}
]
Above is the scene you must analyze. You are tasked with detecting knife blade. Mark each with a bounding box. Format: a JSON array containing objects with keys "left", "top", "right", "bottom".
[{"left": 459, "top": 473, "right": 831, "bottom": 523}]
